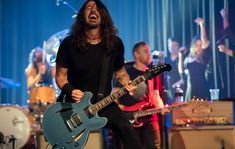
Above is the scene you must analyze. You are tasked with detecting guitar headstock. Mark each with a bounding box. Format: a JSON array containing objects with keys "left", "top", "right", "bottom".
[{"left": 144, "top": 64, "right": 172, "bottom": 80}]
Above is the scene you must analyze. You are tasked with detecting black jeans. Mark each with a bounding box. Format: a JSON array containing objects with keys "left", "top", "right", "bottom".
[
  {"left": 135, "top": 119, "right": 161, "bottom": 149},
  {"left": 99, "top": 103, "right": 142, "bottom": 149}
]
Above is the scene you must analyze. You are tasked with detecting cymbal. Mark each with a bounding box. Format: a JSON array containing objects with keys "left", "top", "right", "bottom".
[
  {"left": 0, "top": 77, "right": 21, "bottom": 88},
  {"left": 44, "top": 29, "right": 70, "bottom": 56},
  {"left": 43, "top": 29, "right": 70, "bottom": 65}
]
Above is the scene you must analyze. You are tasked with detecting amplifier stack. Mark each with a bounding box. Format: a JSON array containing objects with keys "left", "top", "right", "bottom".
[
  {"left": 168, "top": 100, "right": 235, "bottom": 149},
  {"left": 172, "top": 100, "right": 234, "bottom": 126}
]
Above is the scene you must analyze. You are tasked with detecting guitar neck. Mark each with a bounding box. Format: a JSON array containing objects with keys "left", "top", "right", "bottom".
[
  {"left": 133, "top": 109, "right": 162, "bottom": 118},
  {"left": 133, "top": 103, "right": 187, "bottom": 118},
  {"left": 89, "top": 76, "right": 145, "bottom": 114}
]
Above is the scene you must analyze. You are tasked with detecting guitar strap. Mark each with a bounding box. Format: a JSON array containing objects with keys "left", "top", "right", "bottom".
[
  {"left": 97, "top": 52, "right": 110, "bottom": 101},
  {"left": 57, "top": 52, "right": 110, "bottom": 102}
]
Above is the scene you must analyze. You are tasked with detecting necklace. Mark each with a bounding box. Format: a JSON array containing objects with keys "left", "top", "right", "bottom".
[{"left": 86, "top": 35, "right": 101, "bottom": 41}]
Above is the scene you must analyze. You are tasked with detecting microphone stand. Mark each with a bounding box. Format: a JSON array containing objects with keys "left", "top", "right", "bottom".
[
  {"left": 9, "top": 135, "right": 16, "bottom": 149},
  {"left": 159, "top": 72, "right": 167, "bottom": 149},
  {"left": 151, "top": 51, "right": 167, "bottom": 149},
  {"left": 56, "top": 0, "right": 78, "bottom": 18}
]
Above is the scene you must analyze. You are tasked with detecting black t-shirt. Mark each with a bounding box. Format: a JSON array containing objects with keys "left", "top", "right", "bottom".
[
  {"left": 165, "top": 57, "right": 181, "bottom": 85},
  {"left": 56, "top": 35, "right": 125, "bottom": 102}
]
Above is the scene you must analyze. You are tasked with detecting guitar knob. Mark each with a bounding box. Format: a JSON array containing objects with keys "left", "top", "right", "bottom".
[
  {"left": 67, "top": 139, "right": 71, "bottom": 144},
  {"left": 62, "top": 146, "right": 66, "bottom": 149}
]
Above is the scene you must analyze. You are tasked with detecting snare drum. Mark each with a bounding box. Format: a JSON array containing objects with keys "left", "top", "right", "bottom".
[
  {"left": 0, "top": 105, "right": 39, "bottom": 149},
  {"left": 28, "top": 86, "right": 56, "bottom": 104}
]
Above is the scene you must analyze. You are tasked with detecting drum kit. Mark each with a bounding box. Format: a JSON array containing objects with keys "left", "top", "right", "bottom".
[{"left": 0, "top": 29, "right": 70, "bottom": 149}]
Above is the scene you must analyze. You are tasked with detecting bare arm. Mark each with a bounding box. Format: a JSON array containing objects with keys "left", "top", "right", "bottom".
[
  {"left": 115, "top": 66, "right": 131, "bottom": 85},
  {"left": 56, "top": 65, "right": 84, "bottom": 102},
  {"left": 195, "top": 17, "right": 209, "bottom": 49},
  {"left": 55, "top": 65, "right": 69, "bottom": 89},
  {"left": 115, "top": 66, "right": 137, "bottom": 95},
  {"left": 152, "top": 90, "right": 169, "bottom": 114},
  {"left": 200, "top": 22, "right": 209, "bottom": 48},
  {"left": 220, "top": 9, "right": 229, "bottom": 29},
  {"left": 218, "top": 44, "right": 234, "bottom": 57},
  {"left": 26, "top": 67, "right": 41, "bottom": 88},
  {"left": 152, "top": 90, "right": 164, "bottom": 107},
  {"left": 178, "top": 52, "right": 184, "bottom": 74}
]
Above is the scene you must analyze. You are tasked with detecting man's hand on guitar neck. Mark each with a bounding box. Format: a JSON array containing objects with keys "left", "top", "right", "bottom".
[
  {"left": 125, "top": 81, "right": 137, "bottom": 96},
  {"left": 72, "top": 89, "right": 84, "bottom": 103},
  {"left": 115, "top": 66, "right": 137, "bottom": 96},
  {"left": 159, "top": 105, "right": 170, "bottom": 115}
]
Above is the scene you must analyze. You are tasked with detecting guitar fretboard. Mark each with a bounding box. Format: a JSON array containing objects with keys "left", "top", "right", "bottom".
[
  {"left": 133, "top": 103, "right": 188, "bottom": 118},
  {"left": 89, "top": 76, "right": 145, "bottom": 113}
]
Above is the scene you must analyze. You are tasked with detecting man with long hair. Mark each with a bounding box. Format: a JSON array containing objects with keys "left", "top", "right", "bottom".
[
  {"left": 25, "top": 47, "right": 55, "bottom": 88},
  {"left": 56, "top": 0, "right": 142, "bottom": 148}
]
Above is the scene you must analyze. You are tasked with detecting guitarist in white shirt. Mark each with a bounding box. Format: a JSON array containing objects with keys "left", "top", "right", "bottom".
[{"left": 113, "top": 41, "right": 168, "bottom": 149}]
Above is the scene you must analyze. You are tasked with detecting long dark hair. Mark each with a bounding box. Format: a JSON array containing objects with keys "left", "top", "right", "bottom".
[
  {"left": 71, "top": 0, "right": 118, "bottom": 53},
  {"left": 29, "top": 47, "right": 43, "bottom": 70}
]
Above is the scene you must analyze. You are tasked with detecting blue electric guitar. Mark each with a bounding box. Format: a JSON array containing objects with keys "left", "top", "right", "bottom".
[{"left": 42, "top": 64, "right": 171, "bottom": 149}]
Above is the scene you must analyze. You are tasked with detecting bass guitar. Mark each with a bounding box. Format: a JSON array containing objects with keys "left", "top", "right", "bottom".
[
  {"left": 42, "top": 64, "right": 171, "bottom": 149},
  {"left": 125, "top": 99, "right": 206, "bottom": 127}
]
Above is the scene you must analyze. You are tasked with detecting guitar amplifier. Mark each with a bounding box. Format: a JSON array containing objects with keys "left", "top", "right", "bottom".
[
  {"left": 168, "top": 125, "right": 235, "bottom": 149},
  {"left": 36, "top": 129, "right": 103, "bottom": 149},
  {"left": 172, "top": 101, "right": 235, "bottom": 125}
]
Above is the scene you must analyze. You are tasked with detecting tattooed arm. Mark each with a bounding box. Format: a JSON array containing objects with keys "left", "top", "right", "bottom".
[
  {"left": 55, "top": 65, "right": 69, "bottom": 89},
  {"left": 115, "top": 66, "right": 136, "bottom": 95},
  {"left": 115, "top": 66, "right": 131, "bottom": 85},
  {"left": 56, "top": 65, "right": 84, "bottom": 102}
]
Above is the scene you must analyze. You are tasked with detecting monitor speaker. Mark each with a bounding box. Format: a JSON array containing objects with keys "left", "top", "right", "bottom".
[
  {"left": 36, "top": 129, "right": 103, "bottom": 149},
  {"left": 168, "top": 125, "right": 235, "bottom": 149}
]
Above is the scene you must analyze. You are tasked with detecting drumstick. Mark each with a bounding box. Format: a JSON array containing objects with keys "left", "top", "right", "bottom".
[{"left": 42, "top": 41, "right": 46, "bottom": 63}]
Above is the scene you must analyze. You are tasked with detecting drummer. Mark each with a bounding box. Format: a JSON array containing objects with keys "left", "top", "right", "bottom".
[{"left": 25, "top": 47, "right": 56, "bottom": 89}]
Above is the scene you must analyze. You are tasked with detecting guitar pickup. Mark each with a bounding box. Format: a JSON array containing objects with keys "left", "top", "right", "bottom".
[
  {"left": 84, "top": 107, "right": 94, "bottom": 118},
  {"left": 66, "top": 114, "right": 82, "bottom": 130},
  {"left": 66, "top": 120, "right": 74, "bottom": 131}
]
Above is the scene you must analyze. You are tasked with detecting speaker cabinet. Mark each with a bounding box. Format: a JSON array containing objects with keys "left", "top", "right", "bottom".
[
  {"left": 168, "top": 125, "right": 235, "bottom": 149},
  {"left": 36, "top": 129, "right": 103, "bottom": 149},
  {"left": 83, "top": 129, "right": 103, "bottom": 149}
]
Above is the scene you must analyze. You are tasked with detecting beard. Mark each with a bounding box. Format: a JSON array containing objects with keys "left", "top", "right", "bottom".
[{"left": 85, "top": 20, "right": 100, "bottom": 29}]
